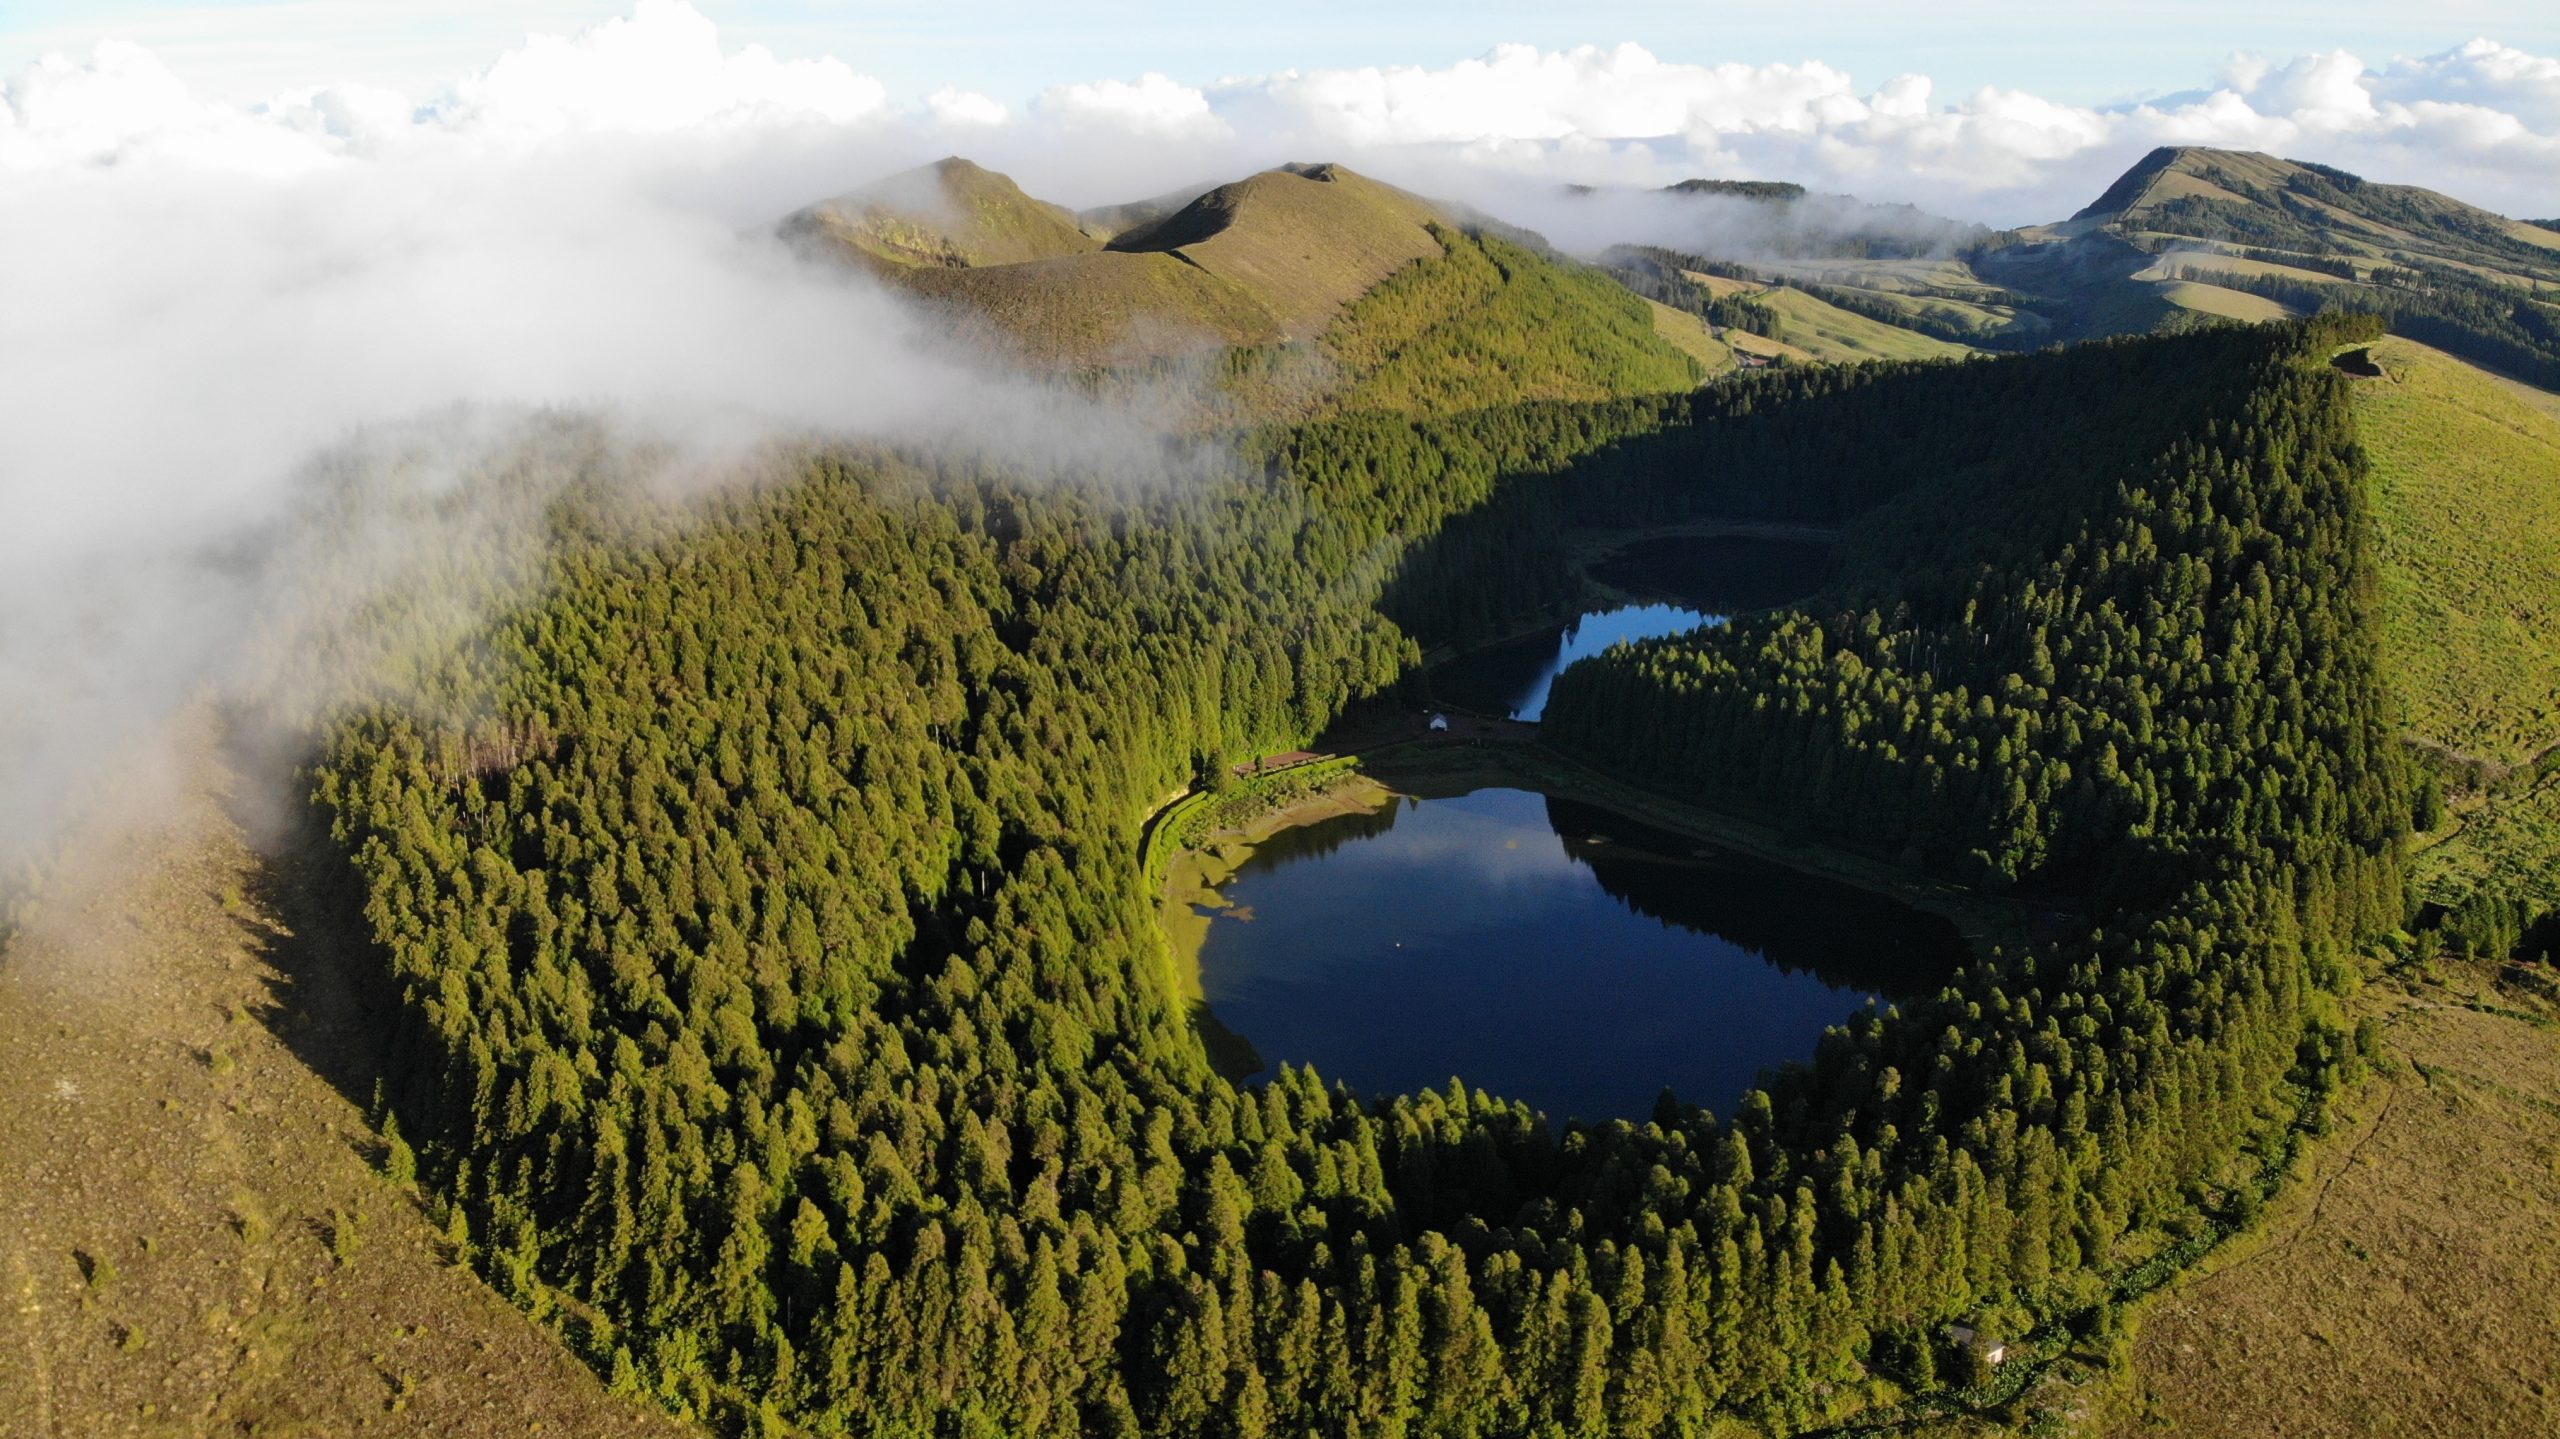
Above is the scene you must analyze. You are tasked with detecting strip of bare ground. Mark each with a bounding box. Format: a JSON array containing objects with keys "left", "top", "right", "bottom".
[{"left": 0, "top": 707, "right": 695, "bottom": 1439}]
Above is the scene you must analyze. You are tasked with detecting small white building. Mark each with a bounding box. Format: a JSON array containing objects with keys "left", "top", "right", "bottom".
[
  {"left": 1945, "top": 1324, "right": 2007, "bottom": 1366},
  {"left": 1427, "top": 713, "right": 1450, "bottom": 732}
]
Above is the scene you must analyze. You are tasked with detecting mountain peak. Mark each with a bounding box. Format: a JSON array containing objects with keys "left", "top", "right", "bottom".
[
  {"left": 2069, "top": 145, "right": 2558, "bottom": 283},
  {"left": 779, "top": 157, "right": 1097, "bottom": 270}
]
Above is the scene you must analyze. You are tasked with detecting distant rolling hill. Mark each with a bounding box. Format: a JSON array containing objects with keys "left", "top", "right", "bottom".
[
  {"left": 790, "top": 160, "right": 1449, "bottom": 365},
  {"left": 2071, "top": 146, "right": 2560, "bottom": 280},
  {"left": 1996, "top": 147, "right": 2560, "bottom": 378},
  {"left": 786, "top": 159, "right": 1704, "bottom": 413},
  {"left": 1582, "top": 147, "right": 2560, "bottom": 384},
  {"left": 1601, "top": 244, "right": 2005, "bottom": 363},
  {"left": 779, "top": 156, "right": 1100, "bottom": 271},
  {"left": 1652, "top": 177, "right": 1992, "bottom": 260},
  {"left": 786, "top": 148, "right": 2560, "bottom": 403}
]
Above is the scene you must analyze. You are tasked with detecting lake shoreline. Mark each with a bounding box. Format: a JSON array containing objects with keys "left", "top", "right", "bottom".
[
  {"left": 1149, "top": 736, "right": 2035, "bottom": 1037},
  {"left": 1165, "top": 767, "right": 1973, "bottom": 1121}
]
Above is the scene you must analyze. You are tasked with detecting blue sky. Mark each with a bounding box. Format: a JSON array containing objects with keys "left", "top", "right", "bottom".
[{"left": 7, "top": 1, "right": 2553, "bottom": 111}]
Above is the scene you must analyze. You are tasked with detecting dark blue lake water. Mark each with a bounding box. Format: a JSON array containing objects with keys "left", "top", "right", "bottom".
[
  {"left": 1193, "top": 786, "right": 1966, "bottom": 1124},
  {"left": 1432, "top": 604, "right": 1719, "bottom": 722},
  {"left": 1430, "top": 533, "right": 1834, "bottom": 722}
]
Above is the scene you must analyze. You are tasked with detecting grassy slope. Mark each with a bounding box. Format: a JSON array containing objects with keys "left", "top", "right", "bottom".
[
  {"left": 1643, "top": 299, "right": 1740, "bottom": 373},
  {"left": 2359, "top": 337, "right": 2560, "bottom": 768},
  {"left": 2100, "top": 958, "right": 2560, "bottom": 1439},
  {"left": 2091, "top": 146, "right": 2560, "bottom": 283},
  {"left": 2353, "top": 338, "right": 2560, "bottom": 908},
  {"left": 785, "top": 157, "right": 1098, "bottom": 270},
  {"left": 901, "top": 249, "right": 1286, "bottom": 362},
  {"left": 1595, "top": 150, "right": 2549, "bottom": 363},
  {"left": 2155, "top": 279, "right": 2295, "bottom": 322},
  {"left": 1822, "top": 286, "right": 2046, "bottom": 344},
  {"left": 0, "top": 712, "right": 695, "bottom": 1438},
  {"left": 2090, "top": 326, "right": 2560, "bottom": 1419},
  {"left": 1684, "top": 270, "right": 1765, "bottom": 300},
  {"left": 1749, "top": 259, "right": 2052, "bottom": 347},
  {"left": 1644, "top": 263, "right": 1987, "bottom": 360},
  {"left": 2138, "top": 249, "right": 2359, "bottom": 287},
  {"left": 1120, "top": 165, "right": 1445, "bottom": 338},
  {"left": 1754, "top": 257, "right": 2009, "bottom": 298},
  {"left": 1086, "top": 223, "right": 1710, "bottom": 426},
  {"left": 1320, "top": 228, "right": 1705, "bottom": 414},
  {"left": 1754, "top": 286, "right": 1975, "bottom": 362},
  {"left": 883, "top": 164, "right": 1454, "bottom": 367}
]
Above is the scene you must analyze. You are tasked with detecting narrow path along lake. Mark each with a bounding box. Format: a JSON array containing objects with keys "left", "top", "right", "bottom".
[{"left": 1192, "top": 785, "right": 1967, "bottom": 1124}]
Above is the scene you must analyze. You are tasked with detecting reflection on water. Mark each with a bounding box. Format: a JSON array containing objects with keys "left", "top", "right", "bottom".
[
  {"left": 1194, "top": 786, "right": 1965, "bottom": 1123},
  {"left": 1433, "top": 604, "right": 1718, "bottom": 722},
  {"left": 1432, "top": 534, "right": 1834, "bottom": 722}
]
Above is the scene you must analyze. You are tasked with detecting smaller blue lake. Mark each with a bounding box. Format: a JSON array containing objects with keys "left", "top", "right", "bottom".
[
  {"left": 1430, "top": 533, "right": 1835, "bottom": 722},
  {"left": 1433, "top": 604, "right": 1718, "bottom": 722}
]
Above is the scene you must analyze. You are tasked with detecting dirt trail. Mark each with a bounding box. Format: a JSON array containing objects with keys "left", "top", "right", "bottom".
[{"left": 0, "top": 711, "right": 694, "bottom": 1439}]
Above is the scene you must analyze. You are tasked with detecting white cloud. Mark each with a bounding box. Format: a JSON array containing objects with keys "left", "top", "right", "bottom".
[
  {"left": 1032, "top": 71, "right": 1227, "bottom": 139},
  {"left": 0, "top": 3, "right": 1185, "bottom": 862},
  {"left": 2, "top": 1, "right": 891, "bottom": 173},
  {"left": 0, "top": 38, "right": 330, "bottom": 174},
  {"left": 260, "top": 80, "right": 418, "bottom": 146},
  {"left": 424, "top": 0, "right": 887, "bottom": 142},
  {"left": 2, "top": 3, "right": 2557, "bottom": 862},
  {"left": 926, "top": 86, "right": 1008, "bottom": 127},
  {"left": 1204, "top": 38, "right": 2558, "bottom": 222},
  {"left": 6, "top": 7, "right": 2554, "bottom": 221},
  {"left": 2376, "top": 38, "right": 2560, "bottom": 132}
]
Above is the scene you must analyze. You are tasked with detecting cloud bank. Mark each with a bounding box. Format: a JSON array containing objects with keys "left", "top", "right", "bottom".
[
  {"left": 2, "top": 0, "right": 2557, "bottom": 863},
  {"left": 0, "top": 3, "right": 1191, "bottom": 865},
  {"left": 7, "top": 4, "right": 2557, "bottom": 223}
]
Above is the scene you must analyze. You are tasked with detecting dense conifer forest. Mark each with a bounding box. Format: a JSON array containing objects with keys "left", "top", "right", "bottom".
[{"left": 310, "top": 306, "right": 2407, "bottom": 1435}]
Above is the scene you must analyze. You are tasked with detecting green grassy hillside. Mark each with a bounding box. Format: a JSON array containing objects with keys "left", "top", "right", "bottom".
[
  {"left": 1755, "top": 261, "right": 2053, "bottom": 346},
  {"left": 2080, "top": 146, "right": 2560, "bottom": 283},
  {"left": 2068, "top": 147, "right": 2560, "bottom": 384},
  {"left": 900, "top": 249, "right": 1285, "bottom": 363},
  {"left": 2358, "top": 338, "right": 2560, "bottom": 767},
  {"left": 1099, "top": 225, "right": 1709, "bottom": 426},
  {"left": 2349, "top": 337, "right": 2560, "bottom": 909},
  {"left": 1317, "top": 226, "right": 1704, "bottom": 412},
  {"left": 816, "top": 161, "right": 1511, "bottom": 372},
  {"left": 1583, "top": 150, "right": 2559, "bottom": 377},
  {"left": 779, "top": 157, "right": 1098, "bottom": 271},
  {"left": 2154, "top": 278, "right": 2294, "bottom": 323},
  {"left": 1642, "top": 299, "right": 1740, "bottom": 373},
  {"left": 1108, "top": 164, "right": 1446, "bottom": 338},
  {"left": 1599, "top": 247, "right": 1976, "bottom": 363},
  {"left": 2099, "top": 958, "right": 2560, "bottom": 1439},
  {"left": 1751, "top": 285, "right": 1975, "bottom": 361}
]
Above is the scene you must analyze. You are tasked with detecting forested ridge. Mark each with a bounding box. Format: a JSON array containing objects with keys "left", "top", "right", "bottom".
[
  {"left": 2174, "top": 260, "right": 2560, "bottom": 390},
  {"left": 311, "top": 311, "right": 2408, "bottom": 1436}
]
